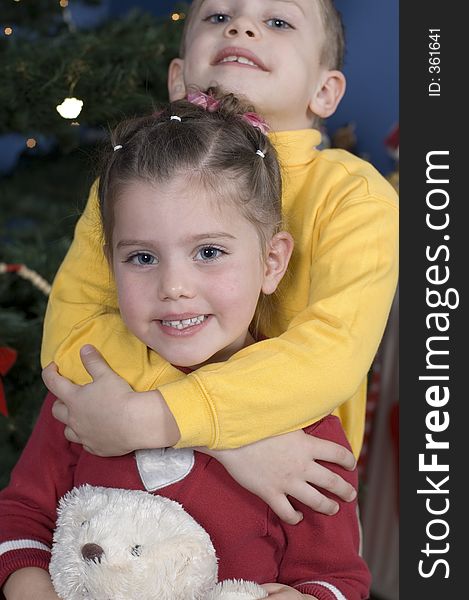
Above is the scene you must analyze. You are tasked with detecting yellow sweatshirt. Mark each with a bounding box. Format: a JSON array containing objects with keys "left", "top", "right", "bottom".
[{"left": 41, "top": 129, "right": 398, "bottom": 457}]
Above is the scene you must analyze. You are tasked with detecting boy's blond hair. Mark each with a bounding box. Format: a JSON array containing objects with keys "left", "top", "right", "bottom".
[{"left": 180, "top": 0, "right": 345, "bottom": 70}]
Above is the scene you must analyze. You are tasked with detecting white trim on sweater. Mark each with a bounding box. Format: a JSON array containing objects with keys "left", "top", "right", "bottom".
[
  {"left": 296, "top": 580, "right": 347, "bottom": 600},
  {"left": 0, "top": 539, "right": 50, "bottom": 557}
]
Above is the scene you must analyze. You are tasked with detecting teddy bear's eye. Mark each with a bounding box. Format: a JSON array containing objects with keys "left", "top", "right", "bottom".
[
  {"left": 80, "top": 520, "right": 88, "bottom": 527},
  {"left": 130, "top": 545, "right": 142, "bottom": 557}
]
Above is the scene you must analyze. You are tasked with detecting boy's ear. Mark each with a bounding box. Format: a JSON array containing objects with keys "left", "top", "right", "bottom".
[
  {"left": 168, "top": 58, "right": 187, "bottom": 101},
  {"left": 261, "top": 232, "right": 294, "bottom": 295},
  {"left": 309, "top": 70, "right": 346, "bottom": 120}
]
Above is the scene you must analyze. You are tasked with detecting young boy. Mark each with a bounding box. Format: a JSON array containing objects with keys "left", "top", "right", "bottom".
[{"left": 42, "top": 0, "right": 398, "bottom": 522}]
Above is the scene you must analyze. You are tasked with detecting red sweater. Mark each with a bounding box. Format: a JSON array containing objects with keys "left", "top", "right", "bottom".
[{"left": 0, "top": 393, "right": 370, "bottom": 600}]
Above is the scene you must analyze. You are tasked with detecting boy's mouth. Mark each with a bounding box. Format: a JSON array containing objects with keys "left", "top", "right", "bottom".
[{"left": 212, "top": 47, "right": 268, "bottom": 71}]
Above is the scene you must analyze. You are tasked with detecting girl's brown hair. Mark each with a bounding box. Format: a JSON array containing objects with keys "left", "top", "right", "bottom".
[{"left": 98, "top": 89, "right": 283, "bottom": 256}]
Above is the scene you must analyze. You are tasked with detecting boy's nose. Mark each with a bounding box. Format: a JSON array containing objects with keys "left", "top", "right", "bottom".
[{"left": 224, "top": 16, "right": 260, "bottom": 40}]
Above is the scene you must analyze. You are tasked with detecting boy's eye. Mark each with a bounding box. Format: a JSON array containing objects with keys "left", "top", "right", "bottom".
[
  {"left": 266, "top": 18, "right": 292, "bottom": 30},
  {"left": 206, "top": 13, "right": 231, "bottom": 24},
  {"left": 195, "top": 246, "right": 224, "bottom": 261},
  {"left": 129, "top": 253, "right": 157, "bottom": 266}
]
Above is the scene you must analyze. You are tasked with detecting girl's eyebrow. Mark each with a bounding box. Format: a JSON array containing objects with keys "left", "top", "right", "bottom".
[
  {"left": 115, "top": 233, "right": 237, "bottom": 249},
  {"left": 116, "top": 239, "right": 157, "bottom": 249},
  {"left": 188, "top": 232, "right": 237, "bottom": 242}
]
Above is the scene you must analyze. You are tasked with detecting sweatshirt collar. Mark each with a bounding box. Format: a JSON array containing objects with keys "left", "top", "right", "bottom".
[{"left": 268, "top": 129, "right": 321, "bottom": 167}]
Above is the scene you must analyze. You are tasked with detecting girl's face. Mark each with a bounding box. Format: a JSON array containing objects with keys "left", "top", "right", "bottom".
[{"left": 111, "top": 177, "right": 275, "bottom": 368}]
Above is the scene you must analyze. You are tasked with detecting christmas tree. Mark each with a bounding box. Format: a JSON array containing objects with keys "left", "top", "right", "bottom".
[{"left": 0, "top": 0, "right": 186, "bottom": 487}]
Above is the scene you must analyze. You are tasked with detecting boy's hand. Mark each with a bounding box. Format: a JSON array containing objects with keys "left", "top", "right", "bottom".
[
  {"left": 262, "top": 583, "right": 317, "bottom": 598},
  {"left": 203, "top": 429, "right": 356, "bottom": 524},
  {"left": 42, "top": 345, "right": 180, "bottom": 456}
]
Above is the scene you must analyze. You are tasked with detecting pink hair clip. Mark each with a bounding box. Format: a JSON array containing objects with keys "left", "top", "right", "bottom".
[
  {"left": 242, "top": 112, "right": 270, "bottom": 135},
  {"left": 187, "top": 91, "right": 270, "bottom": 135},
  {"left": 187, "top": 91, "right": 221, "bottom": 112}
]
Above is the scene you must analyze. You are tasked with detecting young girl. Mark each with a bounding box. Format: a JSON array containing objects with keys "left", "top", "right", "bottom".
[{"left": 0, "top": 93, "right": 370, "bottom": 600}]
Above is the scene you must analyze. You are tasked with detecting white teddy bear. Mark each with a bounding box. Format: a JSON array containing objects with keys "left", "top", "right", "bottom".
[{"left": 50, "top": 485, "right": 268, "bottom": 600}]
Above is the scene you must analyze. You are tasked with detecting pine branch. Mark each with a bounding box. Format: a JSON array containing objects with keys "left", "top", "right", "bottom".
[{"left": 1, "top": 9, "right": 185, "bottom": 144}]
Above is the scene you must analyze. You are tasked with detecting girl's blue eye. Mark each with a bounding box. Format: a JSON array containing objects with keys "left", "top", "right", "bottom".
[
  {"left": 196, "top": 247, "right": 223, "bottom": 261},
  {"left": 266, "top": 18, "right": 292, "bottom": 29},
  {"left": 130, "top": 253, "right": 156, "bottom": 266},
  {"left": 206, "top": 13, "right": 230, "bottom": 24}
]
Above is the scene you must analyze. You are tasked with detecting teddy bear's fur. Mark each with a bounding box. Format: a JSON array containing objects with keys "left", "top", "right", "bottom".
[{"left": 50, "top": 485, "right": 267, "bottom": 600}]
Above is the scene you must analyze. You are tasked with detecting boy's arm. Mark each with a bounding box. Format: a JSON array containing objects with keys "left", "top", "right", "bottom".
[
  {"left": 271, "top": 418, "right": 371, "bottom": 600},
  {"left": 160, "top": 193, "right": 398, "bottom": 454},
  {"left": 43, "top": 183, "right": 398, "bottom": 456}
]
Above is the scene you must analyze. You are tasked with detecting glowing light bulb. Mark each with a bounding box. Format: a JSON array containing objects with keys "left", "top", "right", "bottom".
[
  {"left": 26, "top": 138, "right": 37, "bottom": 149},
  {"left": 4, "top": 27, "right": 13, "bottom": 36},
  {"left": 171, "top": 13, "right": 180, "bottom": 21},
  {"left": 56, "top": 97, "right": 84, "bottom": 119}
]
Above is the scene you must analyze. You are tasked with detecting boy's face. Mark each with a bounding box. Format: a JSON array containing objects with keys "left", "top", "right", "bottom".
[{"left": 169, "top": 0, "right": 339, "bottom": 131}]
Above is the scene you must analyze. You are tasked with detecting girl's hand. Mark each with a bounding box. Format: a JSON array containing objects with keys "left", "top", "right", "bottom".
[
  {"left": 262, "top": 583, "right": 317, "bottom": 598},
  {"left": 42, "top": 345, "right": 180, "bottom": 456},
  {"left": 3, "top": 567, "right": 61, "bottom": 600},
  {"left": 202, "top": 429, "right": 356, "bottom": 524}
]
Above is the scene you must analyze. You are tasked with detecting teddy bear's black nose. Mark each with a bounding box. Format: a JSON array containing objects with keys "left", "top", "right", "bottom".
[{"left": 81, "top": 543, "right": 104, "bottom": 563}]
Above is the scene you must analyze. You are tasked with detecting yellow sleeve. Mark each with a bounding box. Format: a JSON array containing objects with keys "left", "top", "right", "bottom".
[
  {"left": 160, "top": 194, "right": 398, "bottom": 454},
  {"left": 42, "top": 180, "right": 398, "bottom": 457}
]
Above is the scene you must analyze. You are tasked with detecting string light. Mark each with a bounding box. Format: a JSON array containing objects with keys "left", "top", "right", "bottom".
[
  {"left": 59, "top": 0, "right": 69, "bottom": 7},
  {"left": 56, "top": 97, "right": 84, "bottom": 119},
  {"left": 171, "top": 12, "right": 185, "bottom": 21},
  {"left": 26, "top": 138, "right": 37, "bottom": 149},
  {"left": 4, "top": 27, "right": 13, "bottom": 36}
]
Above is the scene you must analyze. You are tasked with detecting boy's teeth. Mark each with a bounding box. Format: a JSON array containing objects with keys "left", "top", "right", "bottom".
[
  {"left": 161, "top": 316, "right": 207, "bottom": 330},
  {"left": 221, "top": 55, "right": 257, "bottom": 67}
]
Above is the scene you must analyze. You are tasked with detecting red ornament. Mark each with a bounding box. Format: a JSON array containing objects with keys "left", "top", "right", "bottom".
[{"left": 0, "top": 346, "right": 18, "bottom": 416}]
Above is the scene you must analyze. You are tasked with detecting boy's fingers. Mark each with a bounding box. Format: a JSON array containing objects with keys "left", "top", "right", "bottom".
[
  {"left": 51, "top": 400, "right": 69, "bottom": 425},
  {"left": 64, "top": 426, "right": 81, "bottom": 444},
  {"left": 79, "top": 345, "right": 112, "bottom": 380},
  {"left": 266, "top": 495, "right": 303, "bottom": 526},
  {"left": 307, "top": 437, "right": 356, "bottom": 471},
  {"left": 42, "top": 363, "right": 77, "bottom": 399},
  {"left": 306, "top": 462, "right": 356, "bottom": 502},
  {"left": 289, "top": 481, "right": 339, "bottom": 516}
]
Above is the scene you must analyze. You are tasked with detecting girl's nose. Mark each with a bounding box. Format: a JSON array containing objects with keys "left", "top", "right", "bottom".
[
  {"left": 158, "top": 266, "right": 195, "bottom": 301},
  {"left": 224, "top": 16, "right": 260, "bottom": 40}
]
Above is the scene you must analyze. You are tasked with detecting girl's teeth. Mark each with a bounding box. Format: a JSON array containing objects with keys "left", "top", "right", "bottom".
[{"left": 161, "top": 316, "right": 206, "bottom": 329}]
